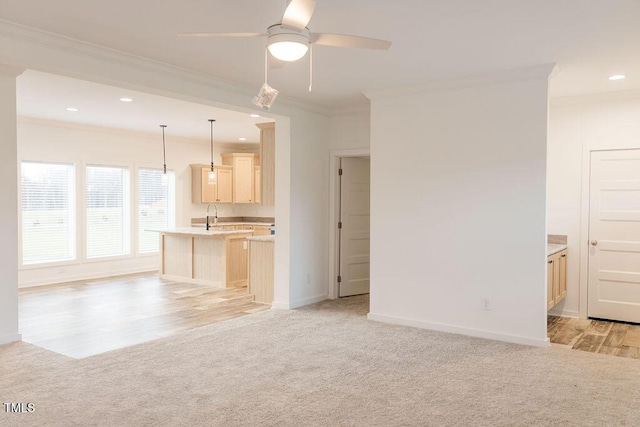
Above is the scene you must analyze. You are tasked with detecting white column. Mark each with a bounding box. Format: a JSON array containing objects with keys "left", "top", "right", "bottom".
[{"left": 0, "top": 64, "right": 24, "bottom": 345}]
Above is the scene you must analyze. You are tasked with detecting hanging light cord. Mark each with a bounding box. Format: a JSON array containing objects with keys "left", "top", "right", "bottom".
[
  {"left": 209, "top": 119, "right": 215, "bottom": 172},
  {"left": 160, "top": 125, "right": 167, "bottom": 174},
  {"left": 264, "top": 47, "right": 269, "bottom": 84},
  {"left": 309, "top": 44, "right": 313, "bottom": 92}
]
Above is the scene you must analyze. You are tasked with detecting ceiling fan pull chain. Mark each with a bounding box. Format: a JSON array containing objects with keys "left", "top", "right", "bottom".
[
  {"left": 309, "top": 44, "right": 313, "bottom": 92},
  {"left": 264, "top": 46, "right": 269, "bottom": 84}
]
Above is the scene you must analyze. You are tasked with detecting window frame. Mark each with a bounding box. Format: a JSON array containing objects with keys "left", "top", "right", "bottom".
[
  {"left": 18, "top": 160, "right": 79, "bottom": 269},
  {"left": 135, "top": 166, "right": 176, "bottom": 256},
  {"left": 82, "top": 162, "right": 132, "bottom": 262}
]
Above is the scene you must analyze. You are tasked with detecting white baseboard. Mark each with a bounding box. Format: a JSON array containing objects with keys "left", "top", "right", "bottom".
[
  {"left": 271, "top": 294, "right": 328, "bottom": 310},
  {"left": 0, "top": 333, "right": 22, "bottom": 346},
  {"left": 289, "top": 294, "right": 328, "bottom": 309},
  {"left": 19, "top": 268, "right": 158, "bottom": 288},
  {"left": 367, "top": 313, "right": 550, "bottom": 348},
  {"left": 270, "top": 301, "right": 290, "bottom": 310},
  {"left": 548, "top": 308, "right": 580, "bottom": 318}
]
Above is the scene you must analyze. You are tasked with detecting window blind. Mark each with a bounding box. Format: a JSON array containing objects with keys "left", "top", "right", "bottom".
[
  {"left": 21, "top": 162, "right": 76, "bottom": 265},
  {"left": 138, "top": 169, "right": 170, "bottom": 253},
  {"left": 86, "top": 166, "right": 130, "bottom": 258}
]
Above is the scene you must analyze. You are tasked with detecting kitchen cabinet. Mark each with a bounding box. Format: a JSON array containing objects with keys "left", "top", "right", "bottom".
[
  {"left": 221, "top": 153, "right": 258, "bottom": 204},
  {"left": 158, "top": 229, "right": 251, "bottom": 288},
  {"left": 190, "top": 164, "right": 233, "bottom": 204},
  {"left": 247, "top": 236, "right": 274, "bottom": 304},
  {"left": 547, "top": 249, "right": 567, "bottom": 311},
  {"left": 252, "top": 225, "right": 271, "bottom": 236},
  {"left": 254, "top": 166, "right": 261, "bottom": 204}
]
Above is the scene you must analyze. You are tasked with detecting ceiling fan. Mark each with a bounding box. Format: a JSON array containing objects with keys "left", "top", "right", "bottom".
[{"left": 178, "top": 0, "right": 392, "bottom": 63}]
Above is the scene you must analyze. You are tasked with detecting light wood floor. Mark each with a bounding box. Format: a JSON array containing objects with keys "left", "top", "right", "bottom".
[
  {"left": 19, "top": 274, "right": 270, "bottom": 359},
  {"left": 548, "top": 315, "right": 640, "bottom": 359}
]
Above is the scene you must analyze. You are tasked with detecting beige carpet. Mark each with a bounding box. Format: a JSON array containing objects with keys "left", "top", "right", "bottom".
[{"left": 1, "top": 295, "right": 639, "bottom": 426}]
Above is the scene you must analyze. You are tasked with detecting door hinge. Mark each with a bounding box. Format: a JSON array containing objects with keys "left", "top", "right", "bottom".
[
  {"left": 338, "top": 221, "right": 342, "bottom": 229},
  {"left": 338, "top": 168, "right": 343, "bottom": 176},
  {"left": 337, "top": 275, "right": 342, "bottom": 283}
]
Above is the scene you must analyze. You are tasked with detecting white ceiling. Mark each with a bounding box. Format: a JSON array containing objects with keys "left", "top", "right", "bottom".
[
  {"left": 17, "top": 70, "right": 267, "bottom": 143},
  {"left": 3, "top": 0, "right": 640, "bottom": 110}
]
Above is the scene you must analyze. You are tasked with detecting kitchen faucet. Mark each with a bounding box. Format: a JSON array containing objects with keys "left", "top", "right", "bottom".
[{"left": 206, "top": 203, "right": 218, "bottom": 230}]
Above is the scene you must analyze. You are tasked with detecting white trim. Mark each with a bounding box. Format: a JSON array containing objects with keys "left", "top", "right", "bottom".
[
  {"left": 368, "top": 313, "right": 550, "bottom": 348},
  {"left": 0, "top": 19, "right": 330, "bottom": 116},
  {"left": 290, "top": 294, "right": 328, "bottom": 309},
  {"left": 328, "top": 148, "right": 371, "bottom": 299},
  {"left": 0, "top": 63, "right": 24, "bottom": 77},
  {"left": 579, "top": 144, "right": 640, "bottom": 319},
  {"left": 271, "top": 294, "right": 327, "bottom": 310},
  {"left": 551, "top": 89, "right": 640, "bottom": 107},
  {"left": 548, "top": 309, "right": 580, "bottom": 319},
  {"left": 364, "top": 63, "right": 556, "bottom": 101},
  {"left": 19, "top": 268, "right": 158, "bottom": 289},
  {"left": 270, "top": 301, "right": 290, "bottom": 310},
  {"left": 0, "top": 333, "right": 22, "bottom": 345}
]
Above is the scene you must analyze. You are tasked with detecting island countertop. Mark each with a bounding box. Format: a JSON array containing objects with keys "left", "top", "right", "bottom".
[{"left": 150, "top": 227, "right": 252, "bottom": 237}]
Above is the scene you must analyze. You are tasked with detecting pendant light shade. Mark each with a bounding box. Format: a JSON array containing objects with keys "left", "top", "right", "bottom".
[
  {"left": 160, "top": 125, "right": 168, "bottom": 186},
  {"left": 208, "top": 119, "right": 216, "bottom": 184}
]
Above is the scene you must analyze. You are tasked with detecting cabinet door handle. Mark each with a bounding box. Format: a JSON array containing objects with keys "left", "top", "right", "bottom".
[
  {"left": 561, "top": 254, "right": 566, "bottom": 258},
  {"left": 548, "top": 260, "right": 553, "bottom": 264}
]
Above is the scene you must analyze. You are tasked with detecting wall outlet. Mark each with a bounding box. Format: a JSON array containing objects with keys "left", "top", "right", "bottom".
[
  {"left": 306, "top": 273, "right": 311, "bottom": 284},
  {"left": 481, "top": 298, "right": 492, "bottom": 311}
]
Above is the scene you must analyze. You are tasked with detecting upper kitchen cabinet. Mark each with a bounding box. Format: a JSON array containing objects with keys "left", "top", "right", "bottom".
[
  {"left": 190, "top": 164, "right": 233, "bottom": 204},
  {"left": 256, "top": 122, "right": 275, "bottom": 206},
  {"left": 221, "top": 153, "right": 258, "bottom": 204}
]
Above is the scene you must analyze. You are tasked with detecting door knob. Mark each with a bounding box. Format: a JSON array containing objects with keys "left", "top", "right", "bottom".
[{"left": 590, "top": 240, "right": 598, "bottom": 246}]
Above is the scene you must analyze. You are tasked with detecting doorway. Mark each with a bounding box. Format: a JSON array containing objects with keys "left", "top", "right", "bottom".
[
  {"left": 330, "top": 151, "right": 370, "bottom": 299},
  {"left": 587, "top": 148, "right": 640, "bottom": 323}
]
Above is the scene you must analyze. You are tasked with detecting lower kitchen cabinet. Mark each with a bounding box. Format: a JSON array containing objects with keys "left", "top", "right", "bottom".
[{"left": 547, "top": 249, "right": 567, "bottom": 311}]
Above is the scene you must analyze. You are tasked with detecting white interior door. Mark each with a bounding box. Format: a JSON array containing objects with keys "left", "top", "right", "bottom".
[
  {"left": 588, "top": 148, "right": 640, "bottom": 322},
  {"left": 339, "top": 157, "right": 370, "bottom": 297}
]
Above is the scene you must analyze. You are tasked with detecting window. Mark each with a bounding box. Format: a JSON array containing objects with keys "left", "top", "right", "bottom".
[
  {"left": 86, "top": 166, "right": 130, "bottom": 258},
  {"left": 138, "top": 169, "right": 172, "bottom": 253},
  {"left": 21, "top": 162, "right": 76, "bottom": 265}
]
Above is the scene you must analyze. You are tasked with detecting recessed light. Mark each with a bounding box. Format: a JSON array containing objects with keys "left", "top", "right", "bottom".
[
  {"left": 120, "top": 97, "right": 133, "bottom": 102},
  {"left": 239, "top": 137, "right": 247, "bottom": 141},
  {"left": 66, "top": 107, "right": 79, "bottom": 112},
  {"left": 609, "top": 74, "right": 626, "bottom": 81},
  {"left": 250, "top": 114, "right": 260, "bottom": 118}
]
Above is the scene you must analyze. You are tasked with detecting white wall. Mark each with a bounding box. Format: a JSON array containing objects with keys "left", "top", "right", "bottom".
[
  {"left": 547, "top": 92, "right": 640, "bottom": 317},
  {"left": 0, "top": 67, "right": 21, "bottom": 345},
  {"left": 17, "top": 118, "right": 271, "bottom": 287},
  {"left": 329, "top": 109, "right": 371, "bottom": 151},
  {"left": 366, "top": 66, "right": 552, "bottom": 346}
]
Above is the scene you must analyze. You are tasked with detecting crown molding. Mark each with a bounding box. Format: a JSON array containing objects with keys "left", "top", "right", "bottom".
[
  {"left": 0, "top": 63, "right": 24, "bottom": 77},
  {"left": 329, "top": 103, "right": 371, "bottom": 116},
  {"left": 0, "top": 19, "right": 331, "bottom": 116},
  {"left": 364, "top": 63, "right": 556, "bottom": 101},
  {"left": 550, "top": 89, "right": 640, "bottom": 107}
]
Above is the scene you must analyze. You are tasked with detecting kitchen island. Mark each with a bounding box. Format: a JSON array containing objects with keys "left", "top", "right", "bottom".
[{"left": 153, "top": 228, "right": 252, "bottom": 288}]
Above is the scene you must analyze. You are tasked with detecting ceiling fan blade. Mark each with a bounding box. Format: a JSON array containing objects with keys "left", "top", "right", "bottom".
[
  {"left": 281, "top": 0, "right": 316, "bottom": 31},
  {"left": 178, "top": 32, "right": 264, "bottom": 38},
  {"left": 310, "top": 33, "right": 392, "bottom": 50}
]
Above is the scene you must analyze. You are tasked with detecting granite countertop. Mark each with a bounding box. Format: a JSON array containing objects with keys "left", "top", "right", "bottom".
[
  {"left": 196, "top": 222, "right": 274, "bottom": 227},
  {"left": 547, "top": 244, "right": 568, "bottom": 256},
  {"left": 149, "top": 228, "right": 253, "bottom": 237},
  {"left": 247, "top": 235, "right": 275, "bottom": 242}
]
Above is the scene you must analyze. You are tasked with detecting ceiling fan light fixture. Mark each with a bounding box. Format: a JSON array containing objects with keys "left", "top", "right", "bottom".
[
  {"left": 268, "top": 40, "right": 309, "bottom": 62},
  {"left": 267, "top": 25, "right": 310, "bottom": 62}
]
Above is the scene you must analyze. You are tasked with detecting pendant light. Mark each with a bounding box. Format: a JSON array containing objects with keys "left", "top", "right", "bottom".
[
  {"left": 160, "top": 124, "right": 168, "bottom": 186},
  {"left": 208, "top": 119, "right": 216, "bottom": 184}
]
